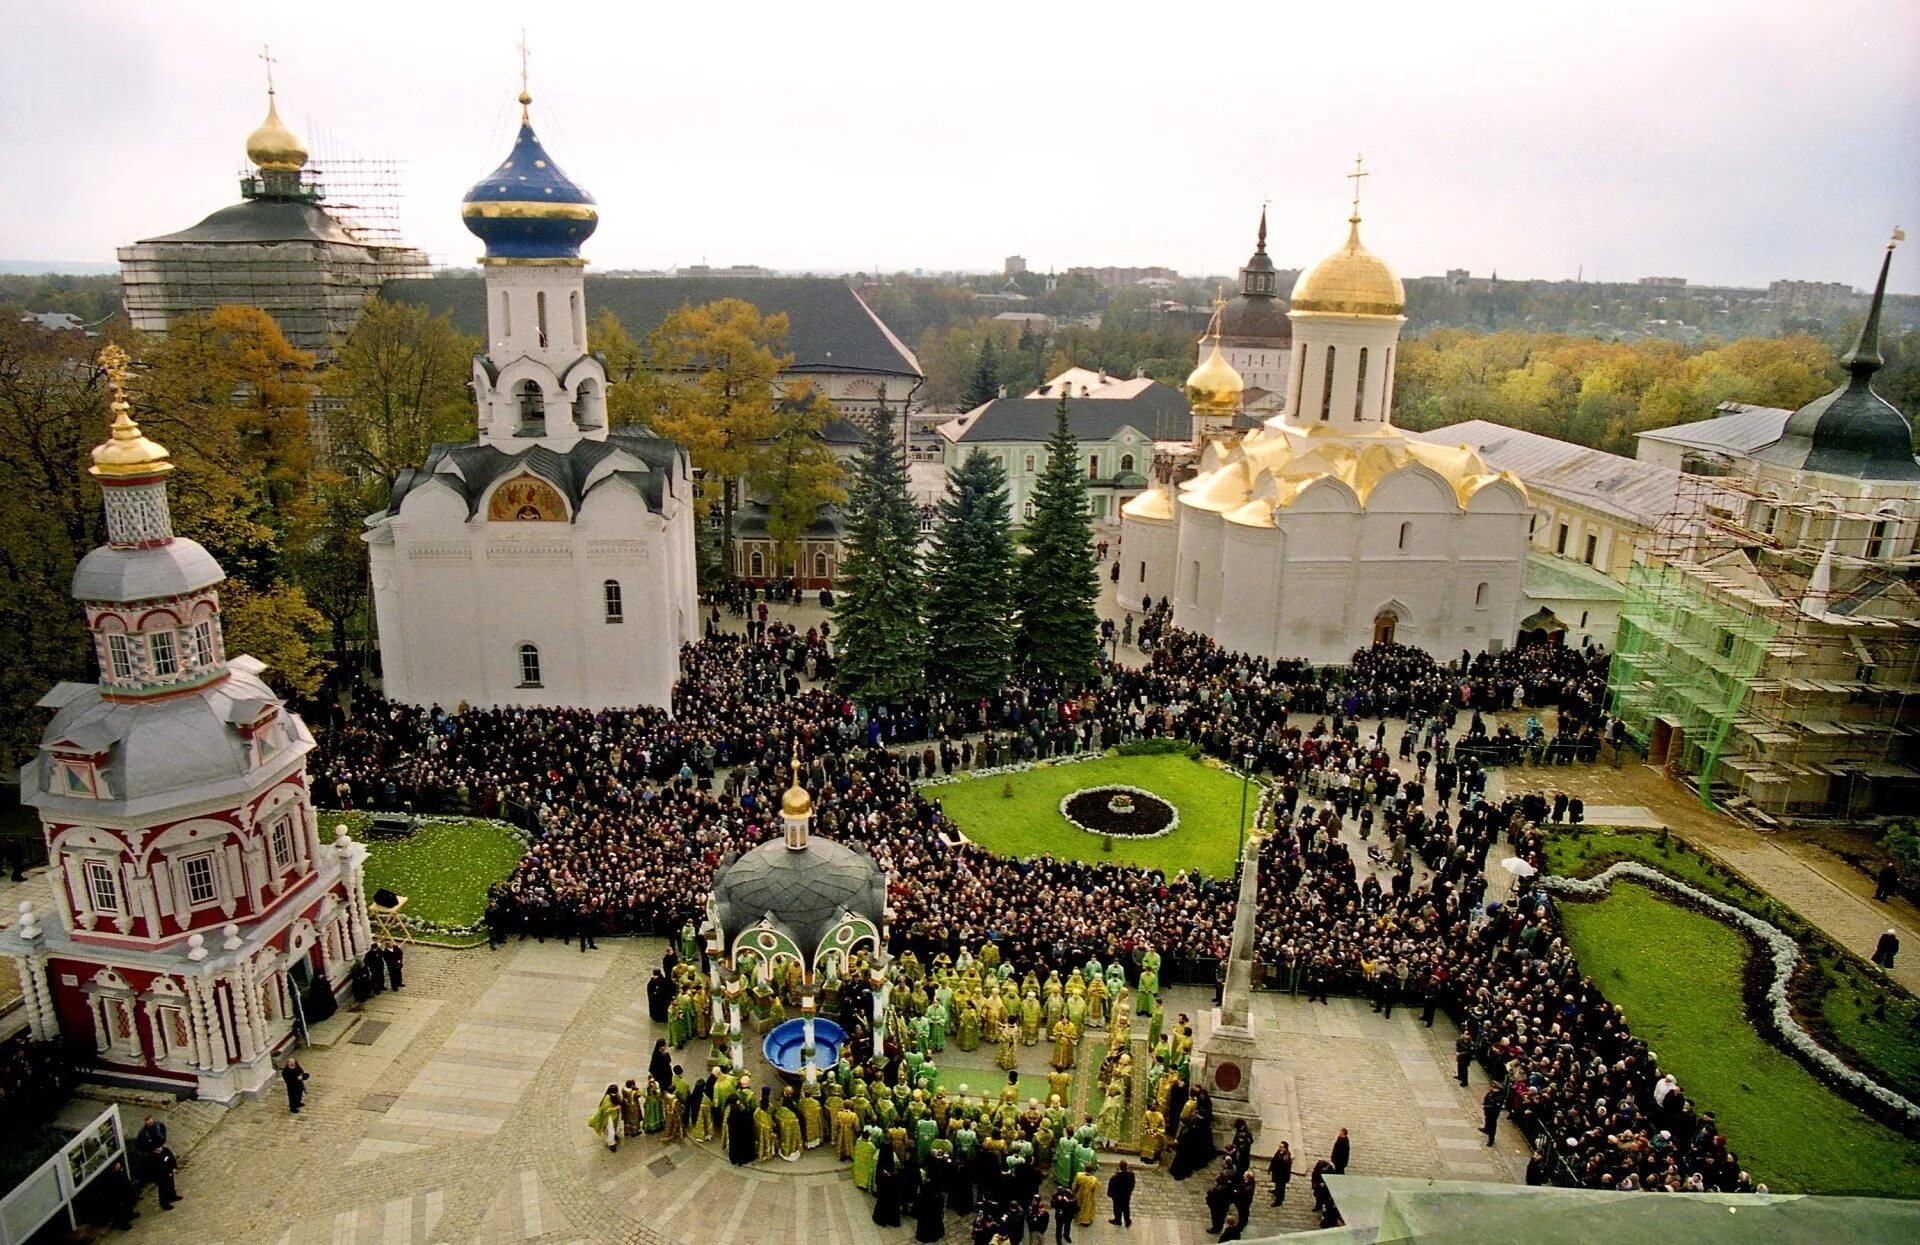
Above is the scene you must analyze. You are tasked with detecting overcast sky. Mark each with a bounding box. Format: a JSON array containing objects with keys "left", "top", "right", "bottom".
[{"left": 6, "top": 0, "right": 1917, "bottom": 291}]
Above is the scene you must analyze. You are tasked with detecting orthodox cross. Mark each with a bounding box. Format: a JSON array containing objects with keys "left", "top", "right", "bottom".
[
  {"left": 1347, "top": 154, "right": 1368, "bottom": 220},
  {"left": 259, "top": 43, "right": 277, "bottom": 95}
]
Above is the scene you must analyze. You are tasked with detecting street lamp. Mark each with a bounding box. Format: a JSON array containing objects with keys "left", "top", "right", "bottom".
[{"left": 1236, "top": 751, "right": 1257, "bottom": 866}]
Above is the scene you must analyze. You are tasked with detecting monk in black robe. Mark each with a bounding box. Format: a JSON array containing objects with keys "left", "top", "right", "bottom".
[{"left": 726, "top": 1094, "right": 757, "bottom": 1165}]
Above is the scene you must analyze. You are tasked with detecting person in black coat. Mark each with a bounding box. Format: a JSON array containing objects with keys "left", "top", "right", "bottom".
[
  {"left": 282, "top": 1058, "right": 310, "bottom": 1113},
  {"left": 913, "top": 1157, "right": 947, "bottom": 1241},
  {"left": 1204, "top": 1171, "right": 1233, "bottom": 1233},
  {"left": 1330, "top": 1128, "right": 1350, "bottom": 1174},
  {"left": 1232, "top": 1169, "right": 1256, "bottom": 1229},
  {"left": 1876, "top": 862, "right": 1901, "bottom": 902},
  {"left": 1106, "top": 1160, "right": 1135, "bottom": 1227},
  {"left": 1481, "top": 1086, "right": 1502, "bottom": 1146},
  {"left": 646, "top": 970, "right": 672, "bottom": 1023},
  {"left": 152, "top": 1144, "right": 179, "bottom": 1209},
  {"left": 1268, "top": 1140, "right": 1292, "bottom": 1206},
  {"left": 1218, "top": 1212, "right": 1245, "bottom": 1242},
  {"left": 872, "top": 1151, "right": 903, "bottom": 1227},
  {"left": 384, "top": 942, "right": 406, "bottom": 989},
  {"left": 1874, "top": 929, "right": 1901, "bottom": 969},
  {"left": 1309, "top": 1158, "right": 1334, "bottom": 1213},
  {"left": 648, "top": 1040, "right": 674, "bottom": 1092},
  {"left": 726, "top": 1095, "right": 756, "bottom": 1165}
]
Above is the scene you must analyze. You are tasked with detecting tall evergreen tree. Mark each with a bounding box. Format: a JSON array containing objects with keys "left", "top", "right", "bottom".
[
  {"left": 924, "top": 450, "right": 1015, "bottom": 699},
  {"left": 833, "top": 410, "right": 928, "bottom": 706},
  {"left": 1013, "top": 392, "right": 1101, "bottom": 683},
  {"left": 961, "top": 338, "right": 1001, "bottom": 410}
]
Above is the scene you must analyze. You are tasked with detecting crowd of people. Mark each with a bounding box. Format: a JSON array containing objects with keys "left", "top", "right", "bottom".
[{"left": 311, "top": 606, "right": 1763, "bottom": 1202}]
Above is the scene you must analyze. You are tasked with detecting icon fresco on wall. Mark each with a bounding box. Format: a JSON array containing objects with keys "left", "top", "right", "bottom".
[{"left": 488, "top": 474, "right": 567, "bottom": 522}]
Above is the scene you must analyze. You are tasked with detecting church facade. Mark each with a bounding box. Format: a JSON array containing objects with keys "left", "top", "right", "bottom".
[
  {"left": 0, "top": 349, "right": 370, "bottom": 1102},
  {"left": 1201, "top": 209, "right": 1294, "bottom": 405},
  {"left": 1121, "top": 196, "right": 1530, "bottom": 665},
  {"left": 364, "top": 90, "right": 698, "bottom": 711}
]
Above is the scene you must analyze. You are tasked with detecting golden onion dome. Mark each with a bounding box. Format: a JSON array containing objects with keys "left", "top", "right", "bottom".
[
  {"left": 1291, "top": 218, "right": 1404, "bottom": 317},
  {"left": 245, "top": 95, "right": 308, "bottom": 173},
  {"left": 781, "top": 781, "right": 813, "bottom": 818},
  {"left": 1185, "top": 338, "right": 1244, "bottom": 413},
  {"left": 90, "top": 345, "right": 171, "bottom": 479}
]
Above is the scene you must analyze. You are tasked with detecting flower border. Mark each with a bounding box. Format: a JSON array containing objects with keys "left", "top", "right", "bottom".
[
  {"left": 1541, "top": 860, "right": 1920, "bottom": 1129},
  {"left": 1057, "top": 785, "right": 1181, "bottom": 839}
]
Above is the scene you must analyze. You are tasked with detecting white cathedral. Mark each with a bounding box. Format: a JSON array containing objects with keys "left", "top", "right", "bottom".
[
  {"left": 365, "top": 89, "right": 698, "bottom": 710},
  {"left": 1120, "top": 191, "right": 1531, "bottom": 665}
]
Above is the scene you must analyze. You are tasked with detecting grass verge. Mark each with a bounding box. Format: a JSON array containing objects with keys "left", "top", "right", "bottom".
[
  {"left": 928, "top": 754, "right": 1254, "bottom": 877},
  {"left": 1558, "top": 880, "right": 1920, "bottom": 1196},
  {"left": 323, "top": 811, "right": 522, "bottom": 931}
]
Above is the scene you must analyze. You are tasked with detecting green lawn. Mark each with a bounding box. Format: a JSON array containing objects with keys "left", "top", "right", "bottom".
[
  {"left": 1558, "top": 881, "right": 1920, "bottom": 1196},
  {"left": 324, "top": 812, "right": 524, "bottom": 929},
  {"left": 928, "top": 754, "right": 1255, "bottom": 877},
  {"left": 1547, "top": 826, "right": 1920, "bottom": 1100}
]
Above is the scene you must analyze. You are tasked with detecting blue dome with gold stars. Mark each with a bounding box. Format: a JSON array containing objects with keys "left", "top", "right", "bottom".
[{"left": 460, "top": 92, "right": 598, "bottom": 262}]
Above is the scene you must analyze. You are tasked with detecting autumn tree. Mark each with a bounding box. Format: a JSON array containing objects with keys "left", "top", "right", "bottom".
[
  {"left": 323, "top": 297, "right": 476, "bottom": 486},
  {"left": 590, "top": 308, "right": 681, "bottom": 431},
  {"left": 645, "top": 298, "right": 793, "bottom": 578},
  {"left": 753, "top": 383, "right": 847, "bottom": 577}
]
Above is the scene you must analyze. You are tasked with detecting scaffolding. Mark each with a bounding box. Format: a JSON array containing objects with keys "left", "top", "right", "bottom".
[{"left": 1608, "top": 468, "right": 1920, "bottom": 819}]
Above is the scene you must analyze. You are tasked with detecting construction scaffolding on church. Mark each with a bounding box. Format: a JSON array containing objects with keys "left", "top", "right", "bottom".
[{"left": 1608, "top": 471, "right": 1920, "bottom": 820}]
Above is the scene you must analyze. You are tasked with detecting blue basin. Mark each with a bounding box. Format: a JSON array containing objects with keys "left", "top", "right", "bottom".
[{"left": 762, "top": 1017, "right": 847, "bottom": 1076}]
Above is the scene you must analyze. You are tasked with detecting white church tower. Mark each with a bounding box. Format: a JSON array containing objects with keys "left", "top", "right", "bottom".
[{"left": 365, "top": 83, "right": 698, "bottom": 710}]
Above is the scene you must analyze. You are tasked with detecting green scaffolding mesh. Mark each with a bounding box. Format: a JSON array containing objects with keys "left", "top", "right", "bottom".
[{"left": 1606, "top": 563, "right": 1776, "bottom": 810}]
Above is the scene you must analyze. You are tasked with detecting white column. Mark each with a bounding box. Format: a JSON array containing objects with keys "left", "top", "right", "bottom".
[
  {"left": 227, "top": 965, "right": 258, "bottom": 1061},
  {"left": 192, "top": 976, "right": 229, "bottom": 1072}
]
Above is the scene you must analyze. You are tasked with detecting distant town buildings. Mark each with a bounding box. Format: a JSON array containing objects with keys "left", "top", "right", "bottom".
[
  {"left": 1066, "top": 264, "right": 1180, "bottom": 290},
  {"left": 1768, "top": 278, "right": 1856, "bottom": 314},
  {"left": 1004, "top": 255, "right": 1028, "bottom": 276}
]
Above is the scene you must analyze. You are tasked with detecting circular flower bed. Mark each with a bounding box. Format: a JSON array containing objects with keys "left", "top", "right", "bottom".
[{"left": 1060, "top": 785, "right": 1178, "bottom": 838}]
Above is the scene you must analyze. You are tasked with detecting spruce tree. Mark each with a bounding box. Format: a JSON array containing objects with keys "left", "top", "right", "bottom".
[
  {"left": 1013, "top": 392, "right": 1101, "bottom": 684},
  {"left": 833, "top": 410, "right": 928, "bottom": 706},
  {"left": 961, "top": 338, "right": 1001, "bottom": 410},
  {"left": 925, "top": 450, "right": 1016, "bottom": 699}
]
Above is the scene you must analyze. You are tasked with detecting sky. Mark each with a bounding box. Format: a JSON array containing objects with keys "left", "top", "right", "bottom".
[{"left": 5, "top": 0, "right": 1918, "bottom": 291}]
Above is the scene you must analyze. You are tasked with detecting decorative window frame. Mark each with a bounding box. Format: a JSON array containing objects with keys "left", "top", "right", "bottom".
[
  {"left": 141, "top": 977, "right": 197, "bottom": 1071},
  {"left": 85, "top": 858, "right": 121, "bottom": 915},
  {"left": 84, "top": 968, "right": 143, "bottom": 1063},
  {"left": 181, "top": 851, "right": 219, "bottom": 908}
]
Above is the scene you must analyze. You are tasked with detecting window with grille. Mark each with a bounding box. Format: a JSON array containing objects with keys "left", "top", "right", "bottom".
[
  {"left": 271, "top": 818, "right": 293, "bottom": 871},
  {"left": 183, "top": 852, "right": 218, "bottom": 905},
  {"left": 149, "top": 630, "right": 178, "bottom": 677},
  {"left": 519, "top": 644, "right": 542, "bottom": 687},
  {"left": 191, "top": 620, "right": 216, "bottom": 668},
  {"left": 604, "top": 579, "right": 624, "bottom": 623},
  {"left": 86, "top": 859, "right": 120, "bottom": 914},
  {"left": 107, "top": 633, "right": 134, "bottom": 680}
]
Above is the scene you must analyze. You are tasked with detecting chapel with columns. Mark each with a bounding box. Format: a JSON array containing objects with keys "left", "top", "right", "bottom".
[
  {"left": 0, "top": 347, "right": 371, "bottom": 1103},
  {"left": 1121, "top": 169, "right": 1532, "bottom": 665}
]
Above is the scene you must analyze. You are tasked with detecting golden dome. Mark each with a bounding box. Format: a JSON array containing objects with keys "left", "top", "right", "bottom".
[
  {"left": 89, "top": 345, "right": 172, "bottom": 479},
  {"left": 245, "top": 95, "right": 308, "bottom": 173},
  {"left": 780, "top": 746, "right": 812, "bottom": 818},
  {"left": 1290, "top": 218, "right": 1404, "bottom": 317},
  {"left": 1185, "top": 338, "right": 1244, "bottom": 413}
]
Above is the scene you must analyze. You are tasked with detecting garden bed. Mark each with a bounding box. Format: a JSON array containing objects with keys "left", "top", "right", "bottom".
[
  {"left": 1060, "top": 786, "right": 1177, "bottom": 837},
  {"left": 322, "top": 811, "right": 525, "bottom": 942}
]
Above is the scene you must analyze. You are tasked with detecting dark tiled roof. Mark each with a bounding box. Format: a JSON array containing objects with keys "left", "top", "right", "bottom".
[
  {"left": 1752, "top": 380, "right": 1920, "bottom": 481},
  {"left": 1218, "top": 293, "right": 1291, "bottom": 344},
  {"left": 712, "top": 836, "right": 888, "bottom": 957},
  {"left": 386, "top": 428, "right": 688, "bottom": 519},
  {"left": 734, "top": 501, "right": 845, "bottom": 539},
  {"left": 383, "top": 276, "right": 922, "bottom": 379},
  {"left": 144, "top": 199, "right": 358, "bottom": 246},
  {"left": 956, "top": 388, "right": 1191, "bottom": 443}
]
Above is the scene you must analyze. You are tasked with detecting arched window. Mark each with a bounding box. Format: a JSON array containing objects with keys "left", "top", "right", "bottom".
[
  {"left": 603, "top": 579, "right": 623, "bottom": 623},
  {"left": 569, "top": 291, "right": 582, "bottom": 345},
  {"left": 1474, "top": 582, "right": 1489, "bottom": 608},
  {"left": 750, "top": 549, "right": 765, "bottom": 578},
  {"left": 1355, "top": 347, "right": 1369, "bottom": 419},
  {"left": 148, "top": 630, "right": 179, "bottom": 677},
  {"left": 518, "top": 644, "right": 542, "bottom": 687},
  {"left": 535, "top": 290, "right": 549, "bottom": 348},
  {"left": 1290, "top": 346, "right": 1306, "bottom": 408},
  {"left": 1087, "top": 455, "right": 1100, "bottom": 480},
  {"left": 1398, "top": 521, "right": 1411, "bottom": 551},
  {"left": 573, "top": 380, "right": 601, "bottom": 429},
  {"left": 1383, "top": 348, "right": 1395, "bottom": 419},
  {"left": 1320, "top": 345, "right": 1336, "bottom": 420},
  {"left": 1120, "top": 453, "right": 1135, "bottom": 473},
  {"left": 500, "top": 290, "right": 512, "bottom": 337},
  {"left": 517, "top": 381, "right": 545, "bottom": 432},
  {"left": 814, "top": 551, "right": 828, "bottom": 579}
]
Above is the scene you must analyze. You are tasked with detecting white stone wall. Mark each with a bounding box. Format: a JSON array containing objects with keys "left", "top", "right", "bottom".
[{"left": 1116, "top": 514, "right": 1176, "bottom": 608}]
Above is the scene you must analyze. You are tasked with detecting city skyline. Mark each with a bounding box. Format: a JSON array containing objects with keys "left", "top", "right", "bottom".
[{"left": 4, "top": 0, "right": 1917, "bottom": 292}]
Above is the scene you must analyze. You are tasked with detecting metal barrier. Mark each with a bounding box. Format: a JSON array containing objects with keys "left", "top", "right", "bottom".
[{"left": 0, "top": 1103, "right": 125, "bottom": 1245}]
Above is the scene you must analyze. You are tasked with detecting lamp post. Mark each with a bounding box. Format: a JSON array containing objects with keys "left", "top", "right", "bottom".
[{"left": 1236, "top": 751, "right": 1257, "bottom": 867}]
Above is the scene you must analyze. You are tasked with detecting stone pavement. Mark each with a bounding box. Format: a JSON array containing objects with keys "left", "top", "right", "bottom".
[{"left": 107, "top": 936, "right": 1518, "bottom": 1245}]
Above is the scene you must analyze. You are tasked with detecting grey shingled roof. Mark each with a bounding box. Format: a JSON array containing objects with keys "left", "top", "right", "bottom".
[
  {"left": 734, "top": 501, "right": 845, "bottom": 539},
  {"left": 956, "top": 388, "right": 1191, "bottom": 444},
  {"left": 1409, "top": 420, "right": 1696, "bottom": 527},
  {"left": 711, "top": 836, "right": 887, "bottom": 958},
  {"left": 72, "top": 538, "right": 224, "bottom": 604},
  {"left": 143, "top": 199, "right": 359, "bottom": 246},
  {"left": 383, "top": 276, "right": 922, "bottom": 379},
  {"left": 386, "top": 428, "right": 688, "bottom": 519},
  {"left": 1636, "top": 403, "right": 1792, "bottom": 457}
]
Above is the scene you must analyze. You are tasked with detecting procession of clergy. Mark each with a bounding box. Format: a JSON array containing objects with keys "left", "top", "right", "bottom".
[{"left": 592, "top": 931, "right": 1215, "bottom": 1233}]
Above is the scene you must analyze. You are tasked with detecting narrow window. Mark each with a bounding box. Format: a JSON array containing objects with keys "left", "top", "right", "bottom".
[
  {"left": 1290, "top": 346, "right": 1306, "bottom": 408},
  {"left": 1584, "top": 534, "right": 1598, "bottom": 565},
  {"left": 149, "top": 630, "right": 178, "bottom": 677},
  {"left": 1555, "top": 524, "right": 1569, "bottom": 556},
  {"left": 270, "top": 818, "right": 293, "bottom": 871},
  {"left": 750, "top": 549, "right": 765, "bottom": 578},
  {"left": 1320, "top": 346, "right": 1336, "bottom": 420},
  {"left": 1355, "top": 347, "right": 1369, "bottom": 419},
  {"left": 518, "top": 644, "right": 542, "bottom": 687},
  {"left": 569, "top": 291, "right": 582, "bottom": 345},
  {"left": 536, "top": 290, "right": 549, "bottom": 348},
  {"left": 1138, "top": 561, "right": 1146, "bottom": 583},
  {"left": 1087, "top": 455, "right": 1100, "bottom": 480},
  {"left": 604, "top": 579, "right": 624, "bottom": 623},
  {"left": 1474, "top": 582, "right": 1489, "bottom": 608},
  {"left": 1398, "top": 521, "right": 1411, "bottom": 551},
  {"left": 1383, "top": 348, "right": 1394, "bottom": 419},
  {"left": 1025, "top": 453, "right": 1036, "bottom": 474},
  {"left": 1579, "top": 610, "right": 1590, "bottom": 628},
  {"left": 191, "top": 620, "right": 216, "bottom": 668},
  {"left": 501, "top": 291, "right": 511, "bottom": 338},
  {"left": 518, "top": 381, "right": 546, "bottom": 429},
  {"left": 107, "top": 633, "right": 134, "bottom": 680},
  {"left": 183, "top": 853, "right": 218, "bottom": 906},
  {"left": 87, "top": 859, "right": 120, "bottom": 914},
  {"left": 1867, "top": 519, "right": 1892, "bottom": 560},
  {"left": 814, "top": 551, "right": 828, "bottom": 579}
]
